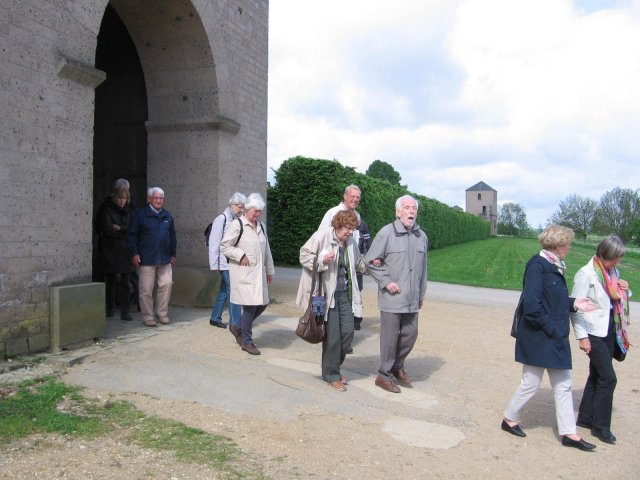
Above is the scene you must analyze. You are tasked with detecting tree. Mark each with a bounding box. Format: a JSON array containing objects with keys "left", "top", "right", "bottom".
[
  {"left": 498, "top": 202, "right": 531, "bottom": 237},
  {"left": 365, "top": 159, "right": 401, "bottom": 185},
  {"left": 548, "top": 194, "right": 597, "bottom": 240},
  {"left": 593, "top": 187, "right": 640, "bottom": 242}
]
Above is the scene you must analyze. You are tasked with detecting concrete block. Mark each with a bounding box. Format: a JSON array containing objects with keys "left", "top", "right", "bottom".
[
  {"left": 6, "top": 337, "right": 28, "bottom": 357},
  {"left": 27, "top": 332, "right": 50, "bottom": 353},
  {"left": 171, "top": 266, "right": 219, "bottom": 308},
  {"left": 50, "top": 283, "right": 105, "bottom": 352}
]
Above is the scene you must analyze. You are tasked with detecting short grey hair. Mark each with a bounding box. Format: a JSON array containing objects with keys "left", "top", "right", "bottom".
[
  {"left": 596, "top": 235, "right": 626, "bottom": 261},
  {"left": 395, "top": 194, "right": 419, "bottom": 210},
  {"left": 113, "top": 178, "right": 130, "bottom": 190},
  {"left": 244, "top": 192, "right": 266, "bottom": 211},
  {"left": 344, "top": 184, "right": 361, "bottom": 195},
  {"left": 228, "top": 192, "right": 246, "bottom": 206},
  {"left": 147, "top": 187, "right": 164, "bottom": 197}
]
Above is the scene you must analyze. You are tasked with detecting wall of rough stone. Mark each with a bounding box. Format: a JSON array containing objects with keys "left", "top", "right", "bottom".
[{"left": 0, "top": 0, "right": 269, "bottom": 357}]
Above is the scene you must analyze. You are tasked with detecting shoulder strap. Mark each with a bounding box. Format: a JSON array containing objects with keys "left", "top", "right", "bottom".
[
  {"left": 233, "top": 217, "right": 244, "bottom": 247},
  {"left": 310, "top": 242, "right": 324, "bottom": 297}
]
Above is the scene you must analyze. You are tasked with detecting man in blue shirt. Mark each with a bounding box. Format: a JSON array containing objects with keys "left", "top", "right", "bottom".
[{"left": 129, "top": 187, "right": 177, "bottom": 326}]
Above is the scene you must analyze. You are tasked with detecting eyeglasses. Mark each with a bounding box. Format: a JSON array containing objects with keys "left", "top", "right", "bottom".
[{"left": 151, "top": 196, "right": 164, "bottom": 200}]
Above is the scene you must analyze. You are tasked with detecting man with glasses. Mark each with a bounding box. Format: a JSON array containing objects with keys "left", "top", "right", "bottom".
[
  {"left": 128, "top": 187, "right": 177, "bottom": 327},
  {"left": 208, "top": 192, "right": 246, "bottom": 331}
]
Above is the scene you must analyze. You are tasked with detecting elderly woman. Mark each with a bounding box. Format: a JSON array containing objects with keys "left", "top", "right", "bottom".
[
  {"left": 502, "top": 225, "right": 597, "bottom": 451},
  {"left": 98, "top": 186, "right": 133, "bottom": 320},
  {"left": 571, "top": 235, "right": 631, "bottom": 445},
  {"left": 220, "top": 193, "right": 274, "bottom": 355},
  {"left": 208, "top": 192, "right": 246, "bottom": 329},
  {"left": 296, "top": 210, "right": 365, "bottom": 391}
]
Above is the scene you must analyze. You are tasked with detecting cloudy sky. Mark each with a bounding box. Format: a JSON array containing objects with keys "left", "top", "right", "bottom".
[{"left": 267, "top": 0, "right": 640, "bottom": 227}]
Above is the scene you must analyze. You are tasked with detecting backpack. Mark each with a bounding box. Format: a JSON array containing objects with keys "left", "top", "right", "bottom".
[{"left": 204, "top": 214, "right": 227, "bottom": 247}]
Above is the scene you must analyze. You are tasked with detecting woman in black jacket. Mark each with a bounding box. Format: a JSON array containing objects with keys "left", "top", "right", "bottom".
[
  {"left": 501, "top": 225, "right": 597, "bottom": 451},
  {"left": 98, "top": 187, "right": 133, "bottom": 320}
]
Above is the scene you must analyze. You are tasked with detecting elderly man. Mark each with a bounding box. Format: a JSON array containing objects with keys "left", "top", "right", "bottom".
[
  {"left": 364, "top": 195, "right": 428, "bottom": 393},
  {"left": 128, "top": 187, "right": 177, "bottom": 327}
]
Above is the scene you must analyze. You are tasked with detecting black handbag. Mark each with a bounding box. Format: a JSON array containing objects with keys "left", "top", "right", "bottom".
[
  {"left": 296, "top": 249, "right": 326, "bottom": 344},
  {"left": 511, "top": 293, "right": 524, "bottom": 338},
  {"left": 613, "top": 342, "right": 626, "bottom": 362}
]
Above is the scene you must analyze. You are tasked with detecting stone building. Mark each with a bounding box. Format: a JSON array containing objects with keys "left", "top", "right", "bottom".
[
  {"left": 465, "top": 181, "right": 497, "bottom": 235},
  {"left": 0, "top": 0, "right": 269, "bottom": 357}
]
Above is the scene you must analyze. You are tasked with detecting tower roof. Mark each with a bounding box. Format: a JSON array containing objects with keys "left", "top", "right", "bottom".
[{"left": 466, "top": 181, "right": 496, "bottom": 192}]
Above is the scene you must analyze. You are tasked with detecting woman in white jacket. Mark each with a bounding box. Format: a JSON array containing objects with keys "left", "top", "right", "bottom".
[
  {"left": 297, "top": 210, "right": 365, "bottom": 391},
  {"left": 570, "top": 235, "right": 631, "bottom": 445},
  {"left": 221, "top": 193, "right": 274, "bottom": 356}
]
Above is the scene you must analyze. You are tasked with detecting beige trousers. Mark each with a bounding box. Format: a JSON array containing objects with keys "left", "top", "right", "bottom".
[{"left": 137, "top": 264, "right": 173, "bottom": 322}]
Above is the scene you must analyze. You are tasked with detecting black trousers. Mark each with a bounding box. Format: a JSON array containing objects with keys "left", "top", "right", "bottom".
[
  {"left": 105, "top": 272, "right": 130, "bottom": 316},
  {"left": 578, "top": 315, "right": 617, "bottom": 432}
]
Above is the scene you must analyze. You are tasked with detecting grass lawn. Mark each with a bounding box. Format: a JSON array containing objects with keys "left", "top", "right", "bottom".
[{"left": 428, "top": 237, "right": 640, "bottom": 292}]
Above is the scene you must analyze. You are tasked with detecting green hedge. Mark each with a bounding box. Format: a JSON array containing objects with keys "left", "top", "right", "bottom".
[{"left": 267, "top": 156, "right": 490, "bottom": 264}]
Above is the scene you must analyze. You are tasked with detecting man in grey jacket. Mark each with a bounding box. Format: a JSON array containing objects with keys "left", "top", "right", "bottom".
[{"left": 364, "top": 195, "right": 428, "bottom": 393}]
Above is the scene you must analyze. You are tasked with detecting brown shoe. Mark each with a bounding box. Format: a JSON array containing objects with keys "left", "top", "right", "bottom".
[
  {"left": 143, "top": 319, "right": 157, "bottom": 327},
  {"left": 229, "top": 325, "right": 242, "bottom": 345},
  {"left": 375, "top": 375, "right": 401, "bottom": 393},
  {"left": 326, "top": 380, "right": 347, "bottom": 391},
  {"left": 242, "top": 344, "right": 261, "bottom": 355},
  {"left": 157, "top": 317, "right": 170, "bottom": 325},
  {"left": 391, "top": 368, "right": 412, "bottom": 387}
]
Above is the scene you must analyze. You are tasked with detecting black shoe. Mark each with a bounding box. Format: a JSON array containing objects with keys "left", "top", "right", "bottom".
[
  {"left": 346, "top": 346, "right": 354, "bottom": 354},
  {"left": 562, "top": 436, "right": 596, "bottom": 451},
  {"left": 501, "top": 420, "right": 526, "bottom": 437},
  {"left": 591, "top": 428, "right": 616, "bottom": 444},
  {"left": 576, "top": 419, "right": 592, "bottom": 429},
  {"left": 121, "top": 313, "right": 133, "bottom": 321},
  {"left": 209, "top": 320, "right": 227, "bottom": 329},
  {"left": 353, "top": 317, "right": 362, "bottom": 330}
]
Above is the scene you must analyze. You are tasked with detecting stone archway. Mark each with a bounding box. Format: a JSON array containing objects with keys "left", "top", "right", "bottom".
[{"left": 95, "top": 0, "right": 234, "bottom": 266}]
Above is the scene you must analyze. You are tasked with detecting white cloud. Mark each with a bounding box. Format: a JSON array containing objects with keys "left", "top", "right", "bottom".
[{"left": 268, "top": 0, "right": 640, "bottom": 227}]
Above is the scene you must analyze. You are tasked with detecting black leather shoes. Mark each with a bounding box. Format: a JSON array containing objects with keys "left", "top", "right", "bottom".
[
  {"left": 591, "top": 428, "right": 616, "bottom": 444},
  {"left": 501, "top": 420, "right": 526, "bottom": 437},
  {"left": 562, "top": 436, "right": 596, "bottom": 451},
  {"left": 209, "top": 320, "right": 227, "bottom": 329}
]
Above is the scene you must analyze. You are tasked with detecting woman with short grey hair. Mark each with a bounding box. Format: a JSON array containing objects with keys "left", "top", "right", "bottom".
[
  {"left": 220, "top": 193, "right": 274, "bottom": 355},
  {"left": 208, "top": 192, "right": 246, "bottom": 330},
  {"left": 570, "top": 235, "right": 631, "bottom": 445}
]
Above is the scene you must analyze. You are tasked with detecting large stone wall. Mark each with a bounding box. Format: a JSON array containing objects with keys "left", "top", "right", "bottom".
[{"left": 0, "top": 0, "right": 269, "bottom": 357}]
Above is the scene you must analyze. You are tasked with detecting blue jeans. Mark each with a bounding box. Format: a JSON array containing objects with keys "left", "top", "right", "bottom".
[{"left": 210, "top": 270, "right": 241, "bottom": 326}]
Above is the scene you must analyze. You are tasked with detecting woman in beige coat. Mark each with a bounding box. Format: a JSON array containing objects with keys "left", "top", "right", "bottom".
[
  {"left": 297, "top": 210, "right": 365, "bottom": 391},
  {"left": 220, "top": 193, "right": 275, "bottom": 355}
]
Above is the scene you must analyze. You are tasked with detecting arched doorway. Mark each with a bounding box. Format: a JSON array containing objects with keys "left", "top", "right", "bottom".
[{"left": 93, "top": 4, "right": 148, "bottom": 280}]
